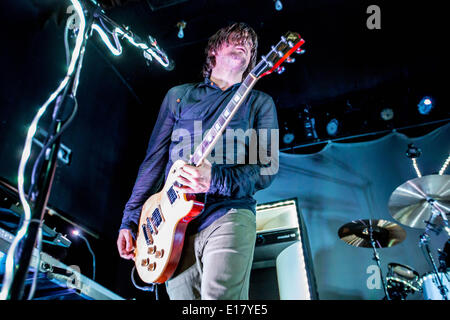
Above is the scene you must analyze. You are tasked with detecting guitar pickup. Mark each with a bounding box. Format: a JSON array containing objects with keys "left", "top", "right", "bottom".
[
  {"left": 141, "top": 223, "right": 153, "bottom": 245},
  {"left": 151, "top": 207, "right": 164, "bottom": 227},
  {"left": 147, "top": 217, "right": 157, "bottom": 235},
  {"left": 167, "top": 185, "right": 178, "bottom": 204}
]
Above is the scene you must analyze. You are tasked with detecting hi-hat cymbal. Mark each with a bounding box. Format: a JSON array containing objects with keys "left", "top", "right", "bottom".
[
  {"left": 338, "top": 219, "right": 406, "bottom": 248},
  {"left": 388, "top": 174, "right": 450, "bottom": 229}
]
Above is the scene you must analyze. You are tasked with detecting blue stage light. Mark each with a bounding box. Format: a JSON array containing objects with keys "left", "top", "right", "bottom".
[
  {"left": 275, "top": 0, "right": 283, "bottom": 11},
  {"left": 418, "top": 96, "right": 434, "bottom": 115},
  {"left": 326, "top": 118, "right": 340, "bottom": 136},
  {"left": 177, "top": 21, "right": 186, "bottom": 39}
]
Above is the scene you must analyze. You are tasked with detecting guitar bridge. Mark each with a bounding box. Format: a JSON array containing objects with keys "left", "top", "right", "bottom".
[{"left": 142, "top": 223, "right": 153, "bottom": 245}]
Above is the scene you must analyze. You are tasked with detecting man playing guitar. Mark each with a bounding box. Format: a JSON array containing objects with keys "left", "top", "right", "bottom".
[{"left": 117, "top": 22, "right": 279, "bottom": 300}]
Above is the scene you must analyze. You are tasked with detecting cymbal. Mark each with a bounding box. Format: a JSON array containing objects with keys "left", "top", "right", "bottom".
[
  {"left": 338, "top": 219, "right": 406, "bottom": 248},
  {"left": 388, "top": 174, "right": 450, "bottom": 229}
]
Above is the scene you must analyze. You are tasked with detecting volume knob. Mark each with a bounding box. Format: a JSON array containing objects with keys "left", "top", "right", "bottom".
[
  {"left": 148, "top": 246, "right": 156, "bottom": 254},
  {"left": 155, "top": 249, "right": 164, "bottom": 259},
  {"left": 141, "top": 258, "right": 149, "bottom": 267},
  {"left": 148, "top": 262, "right": 156, "bottom": 271}
]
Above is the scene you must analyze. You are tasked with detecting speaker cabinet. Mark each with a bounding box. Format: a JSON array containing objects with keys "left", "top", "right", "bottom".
[{"left": 249, "top": 198, "right": 318, "bottom": 300}]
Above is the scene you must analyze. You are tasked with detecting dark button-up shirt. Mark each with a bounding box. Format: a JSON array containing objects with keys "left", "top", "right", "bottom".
[{"left": 120, "top": 78, "right": 279, "bottom": 235}]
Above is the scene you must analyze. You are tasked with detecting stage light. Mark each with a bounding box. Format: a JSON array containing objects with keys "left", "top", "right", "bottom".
[
  {"left": 283, "top": 133, "right": 295, "bottom": 145},
  {"left": 380, "top": 108, "right": 394, "bottom": 121},
  {"left": 274, "top": 0, "right": 283, "bottom": 11},
  {"left": 72, "top": 229, "right": 80, "bottom": 236},
  {"left": 417, "top": 96, "right": 434, "bottom": 115},
  {"left": 177, "top": 21, "right": 186, "bottom": 39},
  {"left": 281, "top": 122, "right": 295, "bottom": 145},
  {"left": 326, "top": 118, "right": 340, "bottom": 136},
  {"left": 301, "top": 106, "right": 318, "bottom": 140}
]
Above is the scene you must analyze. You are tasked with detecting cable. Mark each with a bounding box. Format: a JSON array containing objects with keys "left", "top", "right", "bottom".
[
  {"left": 28, "top": 96, "right": 79, "bottom": 199},
  {"left": 130, "top": 266, "right": 155, "bottom": 292},
  {"left": 91, "top": 23, "right": 122, "bottom": 55},
  {"left": 90, "top": 14, "right": 171, "bottom": 69},
  {"left": 77, "top": 233, "right": 96, "bottom": 281},
  {"left": 0, "top": 0, "right": 86, "bottom": 300},
  {"left": 65, "top": 13, "right": 78, "bottom": 66},
  {"left": 26, "top": 221, "right": 43, "bottom": 300},
  {"left": 98, "top": 16, "right": 114, "bottom": 35}
]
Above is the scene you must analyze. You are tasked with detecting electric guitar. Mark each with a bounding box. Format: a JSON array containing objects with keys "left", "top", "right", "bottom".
[{"left": 134, "top": 31, "right": 305, "bottom": 283}]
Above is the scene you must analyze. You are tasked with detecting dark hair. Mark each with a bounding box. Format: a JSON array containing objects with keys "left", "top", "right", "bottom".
[{"left": 202, "top": 22, "right": 258, "bottom": 80}]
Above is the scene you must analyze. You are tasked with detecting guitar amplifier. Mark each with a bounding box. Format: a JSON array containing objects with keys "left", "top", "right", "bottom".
[
  {"left": 253, "top": 199, "right": 301, "bottom": 266},
  {"left": 250, "top": 198, "right": 318, "bottom": 300}
]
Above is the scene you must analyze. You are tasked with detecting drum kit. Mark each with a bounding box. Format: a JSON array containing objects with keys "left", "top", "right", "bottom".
[{"left": 338, "top": 173, "right": 450, "bottom": 300}]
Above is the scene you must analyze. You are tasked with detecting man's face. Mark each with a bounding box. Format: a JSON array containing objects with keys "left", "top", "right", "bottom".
[{"left": 213, "top": 33, "right": 253, "bottom": 73}]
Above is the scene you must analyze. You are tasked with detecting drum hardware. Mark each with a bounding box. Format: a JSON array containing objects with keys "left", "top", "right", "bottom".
[
  {"left": 419, "top": 231, "right": 449, "bottom": 300},
  {"left": 420, "top": 271, "right": 450, "bottom": 300},
  {"left": 338, "top": 219, "right": 406, "bottom": 300},
  {"left": 385, "top": 263, "right": 421, "bottom": 300},
  {"left": 388, "top": 174, "right": 450, "bottom": 299},
  {"left": 437, "top": 240, "right": 449, "bottom": 272}
]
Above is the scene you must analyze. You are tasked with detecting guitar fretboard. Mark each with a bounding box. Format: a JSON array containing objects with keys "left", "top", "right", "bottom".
[{"left": 190, "top": 75, "right": 257, "bottom": 166}]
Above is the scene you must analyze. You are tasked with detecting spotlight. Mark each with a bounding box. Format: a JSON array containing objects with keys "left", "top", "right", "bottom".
[
  {"left": 274, "top": 0, "right": 283, "bottom": 11},
  {"left": 282, "top": 122, "right": 295, "bottom": 145},
  {"left": 326, "top": 118, "right": 340, "bottom": 136},
  {"left": 417, "top": 96, "right": 434, "bottom": 115},
  {"left": 301, "top": 106, "right": 318, "bottom": 140},
  {"left": 380, "top": 108, "right": 394, "bottom": 121},
  {"left": 283, "top": 133, "right": 295, "bottom": 145},
  {"left": 176, "top": 21, "right": 186, "bottom": 39}
]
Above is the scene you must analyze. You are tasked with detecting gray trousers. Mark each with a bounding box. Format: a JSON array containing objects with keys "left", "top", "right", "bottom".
[{"left": 165, "top": 208, "right": 256, "bottom": 300}]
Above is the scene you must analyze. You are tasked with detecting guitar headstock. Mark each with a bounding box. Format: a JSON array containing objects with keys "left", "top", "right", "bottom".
[{"left": 252, "top": 31, "right": 305, "bottom": 79}]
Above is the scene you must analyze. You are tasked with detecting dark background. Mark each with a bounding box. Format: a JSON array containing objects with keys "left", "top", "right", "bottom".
[{"left": 0, "top": 0, "right": 447, "bottom": 299}]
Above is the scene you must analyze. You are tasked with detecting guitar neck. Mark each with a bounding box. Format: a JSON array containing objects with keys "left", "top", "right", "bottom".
[{"left": 189, "top": 73, "right": 259, "bottom": 166}]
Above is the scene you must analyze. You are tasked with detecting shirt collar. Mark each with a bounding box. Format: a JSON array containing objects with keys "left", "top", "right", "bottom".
[{"left": 201, "top": 77, "right": 242, "bottom": 91}]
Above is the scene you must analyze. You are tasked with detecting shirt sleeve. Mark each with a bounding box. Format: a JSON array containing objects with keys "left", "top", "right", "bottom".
[
  {"left": 119, "top": 89, "right": 177, "bottom": 234},
  {"left": 207, "top": 93, "right": 279, "bottom": 198}
]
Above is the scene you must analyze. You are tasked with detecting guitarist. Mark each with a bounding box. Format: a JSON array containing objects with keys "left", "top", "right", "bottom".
[{"left": 117, "top": 22, "right": 279, "bottom": 299}]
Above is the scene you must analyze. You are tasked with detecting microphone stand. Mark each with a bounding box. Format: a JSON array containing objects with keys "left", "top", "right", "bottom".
[
  {"left": 3, "top": 0, "right": 173, "bottom": 299},
  {"left": 2, "top": 5, "right": 93, "bottom": 300}
]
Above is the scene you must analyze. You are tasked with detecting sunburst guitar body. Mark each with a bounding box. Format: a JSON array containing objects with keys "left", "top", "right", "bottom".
[{"left": 134, "top": 160, "right": 204, "bottom": 284}]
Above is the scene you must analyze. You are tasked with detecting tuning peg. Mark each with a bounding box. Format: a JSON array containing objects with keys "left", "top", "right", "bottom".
[
  {"left": 296, "top": 48, "right": 305, "bottom": 55},
  {"left": 276, "top": 66, "right": 285, "bottom": 74},
  {"left": 262, "top": 55, "right": 273, "bottom": 68},
  {"left": 271, "top": 46, "right": 284, "bottom": 57},
  {"left": 285, "top": 57, "right": 295, "bottom": 63}
]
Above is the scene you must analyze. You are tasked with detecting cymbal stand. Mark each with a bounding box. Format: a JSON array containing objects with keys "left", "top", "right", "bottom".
[
  {"left": 427, "top": 198, "right": 450, "bottom": 237},
  {"left": 368, "top": 221, "right": 390, "bottom": 300},
  {"left": 419, "top": 218, "right": 449, "bottom": 300}
]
